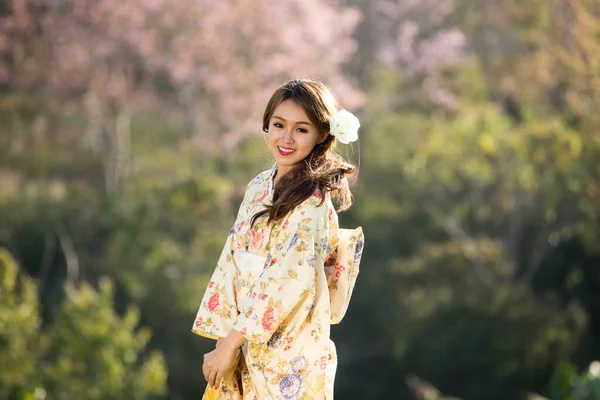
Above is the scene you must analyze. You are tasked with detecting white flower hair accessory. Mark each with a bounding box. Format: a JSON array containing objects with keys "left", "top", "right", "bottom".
[{"left": 329, "top": 109, "right": 360, "bottom": 144}]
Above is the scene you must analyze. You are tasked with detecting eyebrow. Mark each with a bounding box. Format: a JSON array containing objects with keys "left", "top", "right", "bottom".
[{"left": 272, "top": 115, "right": 313, "bottom": 126}]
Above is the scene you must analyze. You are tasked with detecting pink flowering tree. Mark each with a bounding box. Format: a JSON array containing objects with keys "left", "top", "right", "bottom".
[
  {"left": 1, "top": 0, "right": 364, "bottom": 193},
  {"left": 144, "top": 0, "right": 364, "bottom": 150},
  {"left": 349, "top": 0, "right": 466, "bottom": 108}
]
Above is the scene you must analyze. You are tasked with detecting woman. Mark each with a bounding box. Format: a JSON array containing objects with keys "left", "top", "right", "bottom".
[{"left": 192, "top": 79, "right": 364, "bottom": 399}]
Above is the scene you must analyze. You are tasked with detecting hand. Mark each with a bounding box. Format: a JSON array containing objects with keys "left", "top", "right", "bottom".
[
  {"left": 202, "top": 343, "right": 238, "bottom": 388},
  {"left": 325, "top": 265, "right": 335, "bottom": 285}
]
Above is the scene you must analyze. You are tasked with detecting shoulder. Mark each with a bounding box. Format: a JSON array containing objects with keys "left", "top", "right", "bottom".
[
  {"left": 291, "top": 191, "right": 335, "bottom": 225},
  {"left": 308, "top": 190, "right": 337, "bottom": 215},
  {"left": 241, "top": 166, "right": 275, "bottom": 200},
  {"left": 246, "top": 168, "right": 273, "bottom": 190}
]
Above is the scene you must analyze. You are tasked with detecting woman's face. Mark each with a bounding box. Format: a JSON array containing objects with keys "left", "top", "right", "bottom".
[{"left": 267, "top": 99, "right": 323, "bottom": 176}]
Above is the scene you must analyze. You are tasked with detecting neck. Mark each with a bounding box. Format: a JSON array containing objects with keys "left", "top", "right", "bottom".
[{"left": 273, "top": 164, "right": 292, "bottom": 187}]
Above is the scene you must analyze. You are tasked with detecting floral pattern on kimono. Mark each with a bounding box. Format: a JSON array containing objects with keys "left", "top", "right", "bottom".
[{"left": 192, "top": 165, "right": 364, "bottom": 400}]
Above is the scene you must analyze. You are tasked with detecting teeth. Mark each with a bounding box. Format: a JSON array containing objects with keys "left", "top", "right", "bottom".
[{"left": 278, "top": 146, "right": 295, "bottom": 154}]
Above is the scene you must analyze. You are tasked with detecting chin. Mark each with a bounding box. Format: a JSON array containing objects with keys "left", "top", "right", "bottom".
[
  {"left": 276, "top": 159, "right": 302, "bottom": 172},
  {"left": 277, "top": 160, "right": 297, "bottom": 168}
]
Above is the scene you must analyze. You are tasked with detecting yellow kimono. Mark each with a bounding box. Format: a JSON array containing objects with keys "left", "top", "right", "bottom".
[{"left": 192, "top": 165, "right": 364, "bottom": 400}]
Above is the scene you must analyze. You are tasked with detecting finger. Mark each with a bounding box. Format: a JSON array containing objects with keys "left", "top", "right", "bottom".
[
  {"left": 202, "top": 358, "right": 210, "bottom": 382},
  {"left": 208, "top": 369, "right": 218, "bottom": 388},
  {"left": 215, "top": 371, "right": 224, "bottom": 389}
]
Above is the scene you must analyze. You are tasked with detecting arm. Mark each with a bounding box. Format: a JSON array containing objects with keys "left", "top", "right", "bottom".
[
  {"left": 202, "top": 199, "right": 328, "bottom": 386},
  {"left": 202, "top": 329, "right": 246, "bottom": 387},
  {"left": 192, "top": 178, "right": 256, "bottom": 339},
  {"left": 329, "top": 227, "right": 364, "bottom": 324},
  {"left": 324, "top": 200, "right": 364, "bottom": 324},
  {"left": 191, "top": 230, "right": 239, "bottom": 339}
]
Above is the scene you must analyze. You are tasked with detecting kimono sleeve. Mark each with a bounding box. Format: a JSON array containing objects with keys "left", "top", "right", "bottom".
[
  {"left": 191, "top": 228, "right": 239, "bottom": 340},
  {"left": 232, "top": 201, "right": 327, "bottom": 345},
  {"left": 191, "top": 182, "right": 255, "bottom": 340},
  {"left": 328, "top": 227, "right": 364, "bottom": 324}
]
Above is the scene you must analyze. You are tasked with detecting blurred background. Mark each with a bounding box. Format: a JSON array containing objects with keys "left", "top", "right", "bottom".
[{"left": 1, "top": 0, "right": 600, "bottom": 399}]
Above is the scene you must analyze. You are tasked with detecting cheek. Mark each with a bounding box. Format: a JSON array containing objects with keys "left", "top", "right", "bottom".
[
  {"left": 267, "top": 131, "right": 278, "bottom": 145},
  {"left": 299, "top": 135, "right": 320, "bottom": 153}
]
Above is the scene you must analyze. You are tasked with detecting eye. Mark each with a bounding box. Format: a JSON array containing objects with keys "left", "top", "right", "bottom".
[
  {"left": 273, "top": 122, "right": 284, "bottom": 129},
  {"left": 297, "top": 128, "right": 308, "bottom": 133}
]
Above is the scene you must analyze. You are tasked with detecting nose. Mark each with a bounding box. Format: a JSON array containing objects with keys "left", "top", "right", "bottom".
[{"left": 282, "top": 127, "right": 294, "bottom": 143}]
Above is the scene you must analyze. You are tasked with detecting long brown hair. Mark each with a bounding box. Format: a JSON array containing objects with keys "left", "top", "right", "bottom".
[{"left": 251, "top": 79, "right": 357, "bottom": 226}]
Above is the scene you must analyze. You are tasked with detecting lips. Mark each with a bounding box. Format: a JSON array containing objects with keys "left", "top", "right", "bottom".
[{"left": 278, "top": 146, "right": 295, "bottom": 156}]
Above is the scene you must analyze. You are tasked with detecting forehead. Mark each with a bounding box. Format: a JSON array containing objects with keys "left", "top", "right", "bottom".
[{"left": 272, "top": 99, "right": 310, "bottom": 122}]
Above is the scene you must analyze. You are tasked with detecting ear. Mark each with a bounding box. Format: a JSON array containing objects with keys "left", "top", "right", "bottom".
[{"left": 317, "top": 132, "right": 329, "bottom": 144}]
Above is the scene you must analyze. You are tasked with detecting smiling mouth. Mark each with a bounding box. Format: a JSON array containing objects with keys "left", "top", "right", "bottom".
[{"left": 278, "top": 146, "right": 296, "bottom": 155}]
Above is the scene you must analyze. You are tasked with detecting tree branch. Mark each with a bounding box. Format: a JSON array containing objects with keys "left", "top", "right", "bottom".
[{"left": 56, "top": 225, "right": 79, "bottom": 284}]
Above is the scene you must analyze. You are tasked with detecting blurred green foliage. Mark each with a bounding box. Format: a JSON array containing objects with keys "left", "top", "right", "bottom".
[
  {"left": 0, "top": 250, "right": 167, "bottom": 400},
  {"left": 2, "top": 0, "right": 600, "bottom": 399},
  {"left": 0, "top": 249, "right": 40, "bottom": 398},
  {"left": 549, "top": 361, "right": 600, "bottom": 400}
]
